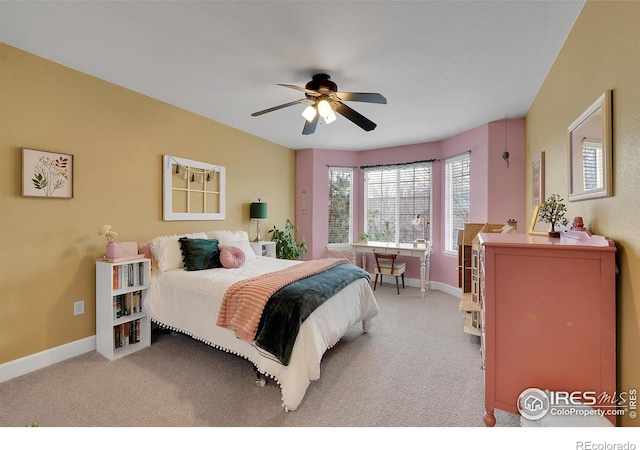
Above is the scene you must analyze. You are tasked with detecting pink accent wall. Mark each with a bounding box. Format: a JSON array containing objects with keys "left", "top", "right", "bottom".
[
  {"left": 295, "top": 149, "right": 314, "bottom": 254},
  {"left": 436, "top": 123, "right": 489, "bottom": 286},
  {"left": 296, "top": 118, "right": 525, "bottom": 290},
  {"left": 432, "top": 118, "right": 525, "bottom": 287},
  {"left": 295, "top": 149, "right": 361, "bottom": 259}
]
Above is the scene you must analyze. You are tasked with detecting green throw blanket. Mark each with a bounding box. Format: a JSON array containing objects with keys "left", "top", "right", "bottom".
[{"left": 254, "top": 262, "right": 370, "bottom": 365}]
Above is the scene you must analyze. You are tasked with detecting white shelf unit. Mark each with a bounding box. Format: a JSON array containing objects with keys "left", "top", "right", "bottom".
[
  {"left": 96, "top": 258, "right": 151, "bottom": 360},
  {"left": 250, "top": 240, "right": 276, "bottom": 258}
]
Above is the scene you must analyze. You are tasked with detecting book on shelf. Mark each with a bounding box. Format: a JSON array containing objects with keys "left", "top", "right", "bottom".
[
  {"left": 125, "top": 293, "right": 132, "bottom": 316},
  {"left": 113, "top": 295, "right": 121, "bottom": 319},
  {"left": 113, "top": 291, "right": 142, "bottom": 319},
  {"left": 113, "top": 319, "right": 141, "bottom": 349},
  {"left": 114, "top": 325, "right": 120, "bottom": 348},
  {"left": 112, "top": 262, "right": 145, "bottom": 290},
  {"left": 122, "top": 322, "right": 129, "bottom": 346}
]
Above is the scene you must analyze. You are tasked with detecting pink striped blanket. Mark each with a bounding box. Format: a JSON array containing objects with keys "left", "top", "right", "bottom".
[{"left": 216, "top": 258, "right": 350, "bottom": 343}]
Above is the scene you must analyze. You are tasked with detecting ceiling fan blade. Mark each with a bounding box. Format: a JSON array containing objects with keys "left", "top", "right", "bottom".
[
  {"left": 302, "top": 114, "right": 319, "bottom": 135},
  {"left": 334, "top": 102, "right": 377, "bottom": 131},
  {"left": 278, "top": 84, "right": 321, "bottom": 97},
  {"left": 336, "top": 92, "right": 387, "bottom": 104},
  {"left": 251, "top": 98, "right": 311, "bottom": 117}
]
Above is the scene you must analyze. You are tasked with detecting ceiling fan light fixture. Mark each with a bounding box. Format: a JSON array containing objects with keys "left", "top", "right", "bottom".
[
  {"left": 317, "top": 99, "right": 332, "bottom": 117},
  {"left": 324, "top": 109, "right": 337, "bottom": 124},
  {"left": 301, "top": 105, "right": 317, "bottom": 122},
  {"left": 252, "top": 74, "right": 385, "bottom": 135},
  {"left": 317, "top": 99, "right": 337, "bottom": 124}
]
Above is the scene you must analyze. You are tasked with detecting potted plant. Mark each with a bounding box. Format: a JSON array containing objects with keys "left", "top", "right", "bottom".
[
  {"left": 358, "top": 232, "right": 369, "bottom": 242},
  {"left": 268, "top": 219, "right": 308, "bottom": 260},
  {"left": 538, "top": 194, "right": 569, "bottom": 238}
]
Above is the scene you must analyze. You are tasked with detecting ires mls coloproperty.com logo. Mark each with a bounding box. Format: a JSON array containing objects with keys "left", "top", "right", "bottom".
[{"left": 517, "top": 387, "right": 638, "bottom": 421}]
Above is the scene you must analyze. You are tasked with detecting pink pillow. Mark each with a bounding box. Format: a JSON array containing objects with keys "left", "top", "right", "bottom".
[{"left": 220, "top": 246, "right": 245, "bottom": 268}]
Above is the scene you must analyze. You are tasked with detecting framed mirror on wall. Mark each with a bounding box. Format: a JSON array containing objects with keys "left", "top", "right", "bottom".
[{"left": 567, "top": 89, "right": 612, "bottom": 201}]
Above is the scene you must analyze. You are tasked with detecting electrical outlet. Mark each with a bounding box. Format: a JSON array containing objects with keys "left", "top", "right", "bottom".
[{"left": 74, "top": 300, "right": 85, "bottom": 316}]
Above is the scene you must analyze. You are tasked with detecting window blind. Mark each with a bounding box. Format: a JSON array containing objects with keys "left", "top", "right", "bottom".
[
  {"left": 328, "top": 167, "right": 353, "bottom": 245},
  {"left": 364, "top": 162, "right": 432, "bottom": 243},
  {"left": 582, "top": 139, "right": 603, "bottom": 190},
  {"left": 444, "top": 153, "right": 470, "bottom": 252}
]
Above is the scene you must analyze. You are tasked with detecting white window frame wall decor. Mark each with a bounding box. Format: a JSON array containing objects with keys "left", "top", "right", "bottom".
[{"left": 163, "top": 155, "right": 226, "bottom": 221}]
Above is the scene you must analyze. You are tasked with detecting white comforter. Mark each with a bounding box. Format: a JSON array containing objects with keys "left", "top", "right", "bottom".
[{"left": 145, "top": 256, "right": 379, "bottom": 411}]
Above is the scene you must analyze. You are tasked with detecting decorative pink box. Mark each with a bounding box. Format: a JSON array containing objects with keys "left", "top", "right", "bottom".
[{"left": 117, "top": 241, "right": 138, "bottom": 258}]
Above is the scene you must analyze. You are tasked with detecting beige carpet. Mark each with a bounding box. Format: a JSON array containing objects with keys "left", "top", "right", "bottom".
[{"left": 0, "top": 285, "right": 519, "bottom": 427}]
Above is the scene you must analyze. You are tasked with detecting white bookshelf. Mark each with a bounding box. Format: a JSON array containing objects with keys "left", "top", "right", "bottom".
[{"left": 96, "top": 257, "right": 151, "bottom": 360}]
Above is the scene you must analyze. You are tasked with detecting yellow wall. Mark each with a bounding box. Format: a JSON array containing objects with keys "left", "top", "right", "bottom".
[
  {"left": 526, "top": 1, "right": 640, "bottom": 426},
  {"left": 0, "top": 43, "right": 296, "bottom": 364}
]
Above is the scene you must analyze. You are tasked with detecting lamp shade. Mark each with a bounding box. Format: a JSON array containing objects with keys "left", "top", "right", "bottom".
[
  {"left": 250, "top": 201, "right": 268, "bottom": 220},
  {"left": 301, "top": 105, "right": 317, "bottom": 122},
  {"left": 317, "top": 99, "right": 332, "bottom": 117}
]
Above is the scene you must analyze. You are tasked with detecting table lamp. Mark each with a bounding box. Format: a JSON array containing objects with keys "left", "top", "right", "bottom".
[{"left": 250, "top": 199, "right": 268, "bottom": 242}]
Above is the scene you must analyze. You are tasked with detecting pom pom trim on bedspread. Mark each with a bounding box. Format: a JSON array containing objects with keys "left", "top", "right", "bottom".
[
  {"left": 150, "top": 318, "right": 371, "bottom": 412},
  {"left": 150, "top": 318, "right": 352, "bottom": 411},
  {"left": 149, "top": 318, "right": 286, "bottom": 406}
]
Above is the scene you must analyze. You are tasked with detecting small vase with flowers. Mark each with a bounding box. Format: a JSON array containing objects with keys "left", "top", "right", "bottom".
[{"left": 98, "top": 224, "right": 119, "bottom": 259}]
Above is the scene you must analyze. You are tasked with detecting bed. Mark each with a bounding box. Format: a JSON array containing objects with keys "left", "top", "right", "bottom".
[{"left": 144, "top": 230, "right": 379, "bottom": 411}]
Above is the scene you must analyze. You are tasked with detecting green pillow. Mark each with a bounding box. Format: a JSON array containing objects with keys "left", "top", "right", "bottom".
[{"left": 178, "top": 237, "right": 222, "bottom": 271}]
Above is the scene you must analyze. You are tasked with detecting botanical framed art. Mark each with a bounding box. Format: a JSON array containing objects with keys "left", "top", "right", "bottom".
[
  {"left": 532, "top": 151, "right": 544, "bottom": 207},
  {"left": 22, "top": 148, "right": 74, "bottom": 198}
]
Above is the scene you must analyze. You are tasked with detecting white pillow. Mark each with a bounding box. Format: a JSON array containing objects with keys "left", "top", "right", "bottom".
[
  {"left": 206, "top": 230, "right": 249, "bottom": 243},
  {"left": 220, "top": 239, "right": 256, "bottom": 261},
  {"left": 148, "top": 232, "right": 208, "bottom": 273}
]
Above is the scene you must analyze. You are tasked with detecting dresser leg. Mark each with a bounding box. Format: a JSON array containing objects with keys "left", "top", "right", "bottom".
[{"left": 483, "top": 410, "right": 496, "bottom": 427}]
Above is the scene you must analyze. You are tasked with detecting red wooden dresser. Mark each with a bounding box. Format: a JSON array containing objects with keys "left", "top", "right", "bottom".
[{"left": 477, "top": 231, "right": 617, "bottom": 426}]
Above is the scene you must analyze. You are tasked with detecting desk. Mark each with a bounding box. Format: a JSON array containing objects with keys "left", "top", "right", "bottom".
[{"left": 352, "top": 241, "right": 432, "bottom": 297}]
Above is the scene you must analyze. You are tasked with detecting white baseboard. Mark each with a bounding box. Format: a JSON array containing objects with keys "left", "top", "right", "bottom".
[
  {"left": 430, "top": 281, "right": 462, "bottom": 298},
  {"left": 0, "top": 335, "right": 96, "bottom": 383},
  {"left": 368, "top": 273, "right": 461, "bottom": 297},
  {"left": 1, "top": 278, "right": 461, "bottom": 383}
]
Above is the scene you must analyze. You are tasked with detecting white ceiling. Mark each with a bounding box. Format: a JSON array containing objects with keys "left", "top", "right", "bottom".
[{"left": 0, "top": 1, "right": 585, "bottom": 151}]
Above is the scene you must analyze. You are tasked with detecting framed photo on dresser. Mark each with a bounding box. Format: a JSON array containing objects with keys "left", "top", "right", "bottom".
[{"left": 528, "top": 204, "right": 550, "bottom": 236}]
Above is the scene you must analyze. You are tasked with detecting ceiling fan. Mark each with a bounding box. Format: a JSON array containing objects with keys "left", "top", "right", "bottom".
[{"left": 251, "top": 73, "right": 387, "bottom": 135}]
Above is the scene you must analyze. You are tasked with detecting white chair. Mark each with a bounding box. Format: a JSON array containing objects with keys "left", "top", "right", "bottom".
[{"left": 373, "top": 251, "right": 406, "bottom": 295}]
